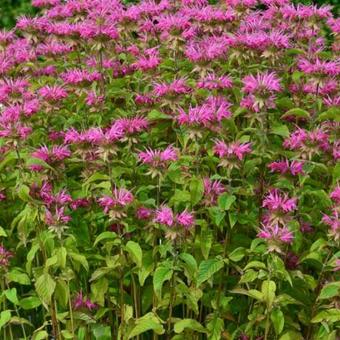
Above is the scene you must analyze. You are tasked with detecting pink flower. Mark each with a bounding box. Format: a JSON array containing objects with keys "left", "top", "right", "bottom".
[
  {"left": 113, "top": 116, "right": 149, "bottom": 135},
  {"left": 262, "top": 189, "right": 297, "bottom": 213},
  {"left": 153, "top": 78, "right": 191, "bottom": 97},
  {"left": 283, "top": 128, "right": 330, "bottom": 158},
  {"left": 178, "top": 96, "right": 232, "bottom": 127},
  {"left": 213, "top": 140, "right": 252, "bottom": 161},
  {"left": 268, "top": 160, "right": 303, "bottom": 176},
  {"left": 322, "top": 210, "right": 340, "bottom": 241},
  {"left": 61, "top": 69, "right": 101, "bottom": 85},
  {"left": 258, "top": 223, "right": 294, "bottom": 244},
  {"left": 73, "top": 291, "right": 97, "bottom": 311},
  {"left": 138, "top": 146, "right": 178, "bottom": 168},
  {"left": 136, "top": 206, "right": 153, "bottom": 220},
  {"left": 203, "top": 178, "right": 225, "bottom": 206},
  {"left": 0, "top": 245, "right": 13, "bottom": 268},
  {"left": 242, "top": 72, "right": 281, "bottom": 94},
  {"left": 177, "top": 211, "right": 195, "bottom": 229},
  {"left": 154, "top": 206, "right": 174, "bottom": 226},
  {"left": 31, "top": 145, "right": 71, "bottom": 167},
  {"left": 98, "top": 188, "right": 134, "bottom": 214},
  {"left": 70, "top": 198, "right": 91, "bottom": 210},
  {"left": 197, "top": 74, "right": 233, "bottom": 90},
  {"left": 330, "top": 186, "right": 340, "bottom": 204},
  {"left": 132, "top": 48, "right": 160, "bottom": 71},
  {"left": 85, "top": 91, "right": 104, "bottom": 106}
]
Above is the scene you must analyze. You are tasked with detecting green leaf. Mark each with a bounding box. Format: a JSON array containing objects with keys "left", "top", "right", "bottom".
[
  {"left": 208, "top": 207, "right": 225, "bottom": 227},
  {"left": 0, "top": 226, "right": 7, "bottom": 237},
  {"left": 35, "top": 273, "right": 56, "bottom": 306},
  {"left": 228, "top": 247, "right": 246, "bottom": 262},
  {"left": 271, "top": 309, "right": 285, "bottom": 335},
  {"left": 281, "top": 108, "right": 310, "bottom": 120},
  {"left": 200, "top": 226, "right": 213, "bottom": 260},
  {"left": 68, "top": 252, "right": 89, "bottom": 271},
  {"left": 170, "top": 190, "right": 191, "bottom": 205},
  {"left": 279, "top": 331, "right": 303, "bottom": 340},
  {"left": 20, "top": 296, "right": 42, "bottom": 310},
  {"left": 197, "top": 259, "right": 224, "bottom": 286},
  {"left": 239, "top": 269, "right": 258, "bottom": 284},
  {"left": 7, "top": 269, "right": 30, "bottom": 285},
  {"left": 91, "top": 278, "right": 108, "bottom": 306},
  {"left": 147, "top": 109, "right": 170, "bottom": 121},
  {"left": 244, "top": 261, "right": 266, "bottom": 271},
  {"left": 206, "top": 317, "right": 224, "bottom": 340},
  {"left": 311, "top": 309, "right": 340, "bottom": 323},
  {"left": 92, "top": 325, "right": 111, "bottom": 340},
  {"left": 271, "top": 125, "right": 290, "bottom": 137},
  {"left": 262, "top": 280, "right": 276, "bottom": 309},
  {"left": 179, "top": 253, "right": 197, "bottom": 282},
  {"left": 94, "top": 231, "right": 117, "bottom": 246},
  {"left": 189, "top": 177, "right": 204, "bottom": 206},
  {"left": 230, "top": 288, "right": 263, "bottom": 301},
  {"left": 4, "top": 288, "right": 19, "bottom": 305},
  {"left": 0, "top": 310, "right": 11, "bottom": 330},
  {"left": 32, "top": 330, "right": 49, "bottom": 340},
  {"left": 126, "top": 241, "right": 143, "bottom": 268},
  {"left": 17, "top": 185, "right": 31, "bottom": 202},
  {"left": 174, "top": 319, "right": 207, "bottom": 334},
  {"left": 218, "top": 193, "right": 236, "bottom": 211},
  {"left": 318, "top": 282, "right": 340, "bottom": 300},
  {"left": 128, "top": 313, "right": 165, "bottom": 338},
  {"left": 317, "top": 107, "right": 340, "bottom": 122},
  {"left": 153, "top": 262, "right": 173, "bottom": 299}
]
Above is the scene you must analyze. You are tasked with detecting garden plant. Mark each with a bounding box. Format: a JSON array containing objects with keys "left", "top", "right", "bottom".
[{"left": 0, "top": 0, "right": 339, "bottom": 339}]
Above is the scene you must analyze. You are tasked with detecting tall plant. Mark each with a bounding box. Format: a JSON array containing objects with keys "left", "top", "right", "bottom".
[{"left": 0, "top": 0, "right": 339, "bottom": 339}]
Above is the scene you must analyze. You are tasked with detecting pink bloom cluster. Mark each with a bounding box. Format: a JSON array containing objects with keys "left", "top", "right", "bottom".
[
  {"left": 258, "top": 189, "right": 297, "bottom": 250},
  {"left": 178, "top": 96, "right": 232, "bottom": 128},
  {"left": 214, "top": 140, "right": 252, "bottom": 161},
  {"left": 31, "top": 145, "right": 71, "bottom": 170},
  {"left": 98, "top": 188, "right": 134, "bottom": 214},
  {"left": 268, "top": 160, "right": 304, "bottom": 176},
  {"left": 138, "top": 146, "right": 178, "bottom": 168},
  {"left": 283, "top": 128, "right": 331, "bottom": 159},
  {"left": 203, "top": 178, "right": 225, "bottom": 206},
  {"left": 322, "top": 187, "right": 340, "bottom": 241},
  {"left": 154, "top": 206, "right": 195, "bottom": 229},
  {"left": 73, "top": 291, "right": 97, "bottom": 311},
  {"left": 0, "top": 245, "right": 12, "bottom": 268}
]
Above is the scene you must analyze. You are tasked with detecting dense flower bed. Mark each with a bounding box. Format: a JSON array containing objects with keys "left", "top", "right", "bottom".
[{"left": 0, "top": 0, "right": 339, "bottom": 339}]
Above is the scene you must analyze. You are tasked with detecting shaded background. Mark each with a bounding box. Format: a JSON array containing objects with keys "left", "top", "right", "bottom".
[{"left": 0, "top": 0, "right": 339, "bottom": 29}]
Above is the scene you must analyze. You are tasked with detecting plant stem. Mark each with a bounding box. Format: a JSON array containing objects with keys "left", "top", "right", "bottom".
[{"left": 67, "top": 281, "right": 75, "bottom": 339}]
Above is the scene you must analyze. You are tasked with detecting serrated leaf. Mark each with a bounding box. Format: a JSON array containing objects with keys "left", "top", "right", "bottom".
[
  {"left": 218, "top": 193, "right": 236, "bottom": 211},
  {"left": 228, "top": 247, "right": 246, "bottom": 262},
  {"left": 318, "top": 282, "right": 340, "bottom": 300},
  {"left": 4, "top": 288, "right": 19, "bottom": 305},
  {"left": 7, "top": 269, "right": 30, "bottom": 285},
  {"left": 189, "top": 177, "right": 204, "bottom": 206},
  {"left": 126, "top": 241, "right": 142, "bottom": 268},
  {"left": 128, "top": 313, "right": 165, "bottom": 338},
  {"left": 174, "top": 319, "right": 207, "bottom": 334},
  {"left": 20, "top": 296, "right": 42, "bottom": 310},
  {"left": 271, "top": 309, "right": 284, "bottom": 335},
  {"left": 0, "top": 226, "right": 7, "bottom": 237},
  {"left": 281, "top": 108, "right": 310, "bottom": 120},
  {"left": 271, "top": 125, "right": 290, "bottom": 137},
  {"left": 0, "top": 310, "right": 11, "bottom": 330},
  {"left": 197, "top": 259, "right": 224, "bottom": 286},
  {"left": 153, "top": 262, "right": 173, "bottom": 299},
  {"left": 262, "top": 280, "right": 276, "bottom": 309},
  {"left": 35, "top": 273, "right": 56, "bottom": 306},
  {"left": 94, "top": 231, "right": 117, "bottom": 246}
]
